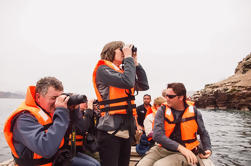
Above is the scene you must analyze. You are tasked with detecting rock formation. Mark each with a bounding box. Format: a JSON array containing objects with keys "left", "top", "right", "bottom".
[{"left": 192, "top": 53, "right": 251, "bottom": 111}]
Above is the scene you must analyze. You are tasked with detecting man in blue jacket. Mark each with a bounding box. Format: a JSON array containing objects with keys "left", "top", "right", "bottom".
[{"left": 4, "top": 76, "right": 100, "bottom": 166}]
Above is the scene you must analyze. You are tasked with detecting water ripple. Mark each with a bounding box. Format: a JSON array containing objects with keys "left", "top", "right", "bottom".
[{"left": 200, "top": 109, "right": 251, "bottom": 166}]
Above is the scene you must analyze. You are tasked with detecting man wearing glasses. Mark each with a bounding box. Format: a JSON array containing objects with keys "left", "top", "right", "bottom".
[{"left": 137, "top": 83, "right": 214, "bottom": 166}]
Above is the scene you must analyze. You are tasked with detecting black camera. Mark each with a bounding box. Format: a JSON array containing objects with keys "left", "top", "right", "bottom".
[
  {"left": 131, "top": 45, "right": 137, "bottom": 53},
  {"left": 62, "top": 93, "right": 87, "bottom": 106}
]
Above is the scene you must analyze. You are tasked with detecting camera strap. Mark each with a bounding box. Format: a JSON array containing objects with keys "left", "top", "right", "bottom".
[{"left": 70, "top": 127, "right": 76, "bottom": 157}]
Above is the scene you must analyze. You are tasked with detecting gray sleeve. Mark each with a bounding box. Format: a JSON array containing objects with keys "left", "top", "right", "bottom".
[
  {"left": 196, "top": 109, "right": 212, "bottom": 151},
  {"left": 13, "top": 107, "right": 70, "bottom": 158},
  {"left": 135, "top": 64, "right": 149, "bottom": 91},
  {"left": 96, "top": 57, "right": 136, "bottom": 89},
  {"left": 153, "top": 107, "right": 179, "bottom": 151}
]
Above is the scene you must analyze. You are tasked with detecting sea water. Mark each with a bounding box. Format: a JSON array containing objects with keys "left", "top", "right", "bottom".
[{"left": 0, "top": 98, "right": 251, "bottom": 165}]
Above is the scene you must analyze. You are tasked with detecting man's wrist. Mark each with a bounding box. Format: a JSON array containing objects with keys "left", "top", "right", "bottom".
[
  {"left": 177, "top": 144, "right": 185, "bottom": 153},
  {"left": 124, "top": 56, "right": 132, "bottom": 60}
]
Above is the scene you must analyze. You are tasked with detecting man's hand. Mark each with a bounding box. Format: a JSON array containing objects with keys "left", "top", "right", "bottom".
[
  {"left": 87, "top": 99, "right": 94, "bottom": 110},
  {"left": 137, "top": 125, "right": 144, "bottom": 132},
  {"left": 199, "top": 150, "right": 211, "bottom": 159},
  {"left": 122, "top": 44, "right": 133, "bottom": 58},
  {"left": 55, "top": 95, "right": 69, "bottom": 109},
  {"left": 177, "top": 144, "right": 198, "bottom": 165}
]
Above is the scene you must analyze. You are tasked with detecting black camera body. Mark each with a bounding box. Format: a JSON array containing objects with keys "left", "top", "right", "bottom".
[
  {"left": 62, "top": 93, "right": 87, "bottom": 106},
  {"left": 131, "top": 45, "right": 137, "bottom": 53}
]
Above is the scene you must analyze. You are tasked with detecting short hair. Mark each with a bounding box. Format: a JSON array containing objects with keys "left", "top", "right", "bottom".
[
  {"left": 35, "top": 77, "right": 64, "bottom": 96},
  {"left": 162, "top": 89, "right": 167, "bottom": 98},
  {"left": 153, "top": 96, "right": 166, "bottom": 106},
  {"left": 167, "top": 82, "right": 187, "bottom": 105},
  {"left": 100, "top": 41, "right": 124, "bottom": 62},
  {"left": 143, "top": 94, "right": 151, "bottom": 99},
  {"left": 167, "top": 83, "right": 186, "bottom": 97}
]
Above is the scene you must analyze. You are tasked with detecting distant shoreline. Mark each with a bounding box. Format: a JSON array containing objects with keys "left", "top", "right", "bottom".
[{"left": 0, "top": 91, "right": 25, "bottom": 99}]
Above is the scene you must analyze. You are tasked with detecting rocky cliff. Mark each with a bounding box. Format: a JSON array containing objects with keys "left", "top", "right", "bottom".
[{"left": 192, "top": 53, "right": 251, "bottom": 111}]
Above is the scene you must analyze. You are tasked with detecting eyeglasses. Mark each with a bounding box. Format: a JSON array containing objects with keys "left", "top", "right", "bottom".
[{"left": 165, "top": 94, "right": 177, "bottom": 99}]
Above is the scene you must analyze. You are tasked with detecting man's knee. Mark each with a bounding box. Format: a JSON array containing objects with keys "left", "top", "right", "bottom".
[
  {"left": 137, "top": 157, "right": 156, "bottom": 166},
  {"left": 153, "top": 154, "right": 187, "bottom": 166}
]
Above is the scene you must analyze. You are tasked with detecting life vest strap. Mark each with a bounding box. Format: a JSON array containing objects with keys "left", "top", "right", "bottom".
[
  {"left": 68, "top": 141, "right": 83, "bottom": 146},
  {"left": 13, "top": 153, "right": 53, "bottom": 166},
  {"left": 182, "top": 138, "right": 197, "bottom": 143},
  {"left": 43, "top": 123, "right": 53, "bottom": 130},
  {"left": 165, "top": 116, "right": 196, "bottom": 124},
  {"left": 100, "top": 104, "right": 136, "bottom": 112},
  {"left": 164, "top": 117, "right": 180, "bottom": 124},
  {"left": 68, "top": 135, "right": 83, "bottom": 146},
  {"left": 180, "top": 116, "right": 196, "bottom": 122},
  {"left": 76, "top": 138, "right": 83, "bottom": 141},
  {"left": 98, "top": 96, "right": 135, "bottom": 105}
]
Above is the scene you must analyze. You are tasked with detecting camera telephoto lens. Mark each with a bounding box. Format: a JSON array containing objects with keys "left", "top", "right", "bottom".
[
  {"left": 67, "top": 95, "right": 87, "bottom": 106},
  {"left": 62, "top": 93, "right": 87, "bottom": 106}
]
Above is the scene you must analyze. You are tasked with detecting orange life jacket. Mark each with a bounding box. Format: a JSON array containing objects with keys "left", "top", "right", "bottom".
[
  {"left": 3, "top": 86, "right": 64, "bottom": 166},
  {"left": 151, "top": 101, "right": 193, "bottom": 130},
  {"left": 146, "top": 104, "right": 161, "bottom": 118},
  {"left": 153, "top": 107, "right": 159, "bottom": 115},
  {"left": 163, "top": 103, "right": 200, "bottom": 150},
  {"left": 68, "top": 133, "right": 84, "bottom": 146},
  {"left": 92, "top": 60, "right": 136, "bottom": 117}
]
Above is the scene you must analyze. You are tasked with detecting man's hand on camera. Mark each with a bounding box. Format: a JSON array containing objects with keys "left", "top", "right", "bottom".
[
  {"left": 122, "top": 44, "right": 133, "bottom": 58},
  {"left": 55, "top": 95, "right": 69, "bottom": 109}
]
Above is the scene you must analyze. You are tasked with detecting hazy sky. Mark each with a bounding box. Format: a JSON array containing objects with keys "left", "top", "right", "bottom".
[{"left": 1, "top": 0, "right": 251, "bottom": 101}]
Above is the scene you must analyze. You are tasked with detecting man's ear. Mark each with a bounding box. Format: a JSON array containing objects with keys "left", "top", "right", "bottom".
[
  {"left": 35, "top": 93, "right": 40, "bottom": 103},
  {"left": 179, "top": 96, "right": 184, "bottom": 101}
]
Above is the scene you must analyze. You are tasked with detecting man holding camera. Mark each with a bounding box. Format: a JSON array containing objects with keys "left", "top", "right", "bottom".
[
  {"left": 92, "top": 41, "right": 149, "bottom": 166},
  {"left": 4, "top": 76, "right": 100, "bottom": 166}
]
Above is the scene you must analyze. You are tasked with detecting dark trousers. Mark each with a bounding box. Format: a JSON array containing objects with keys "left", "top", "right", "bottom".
[{"left": 97, "top": 130, "right": 131, "bottom": 166}]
